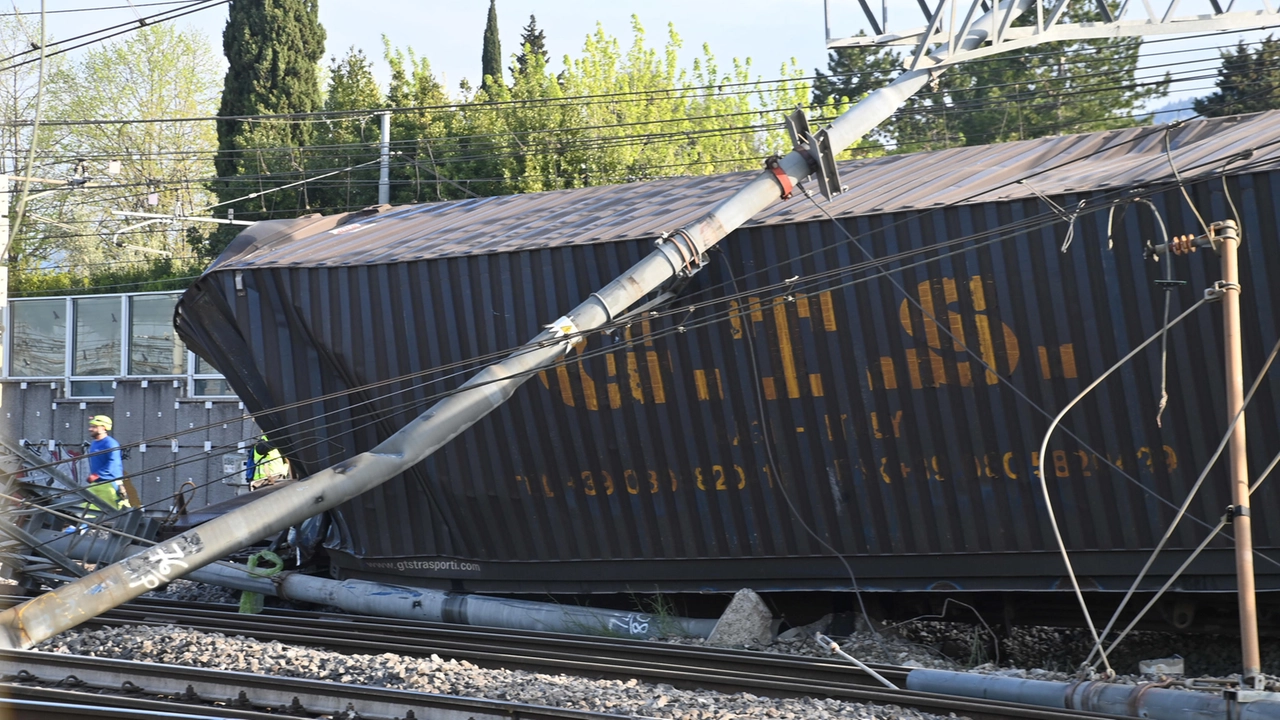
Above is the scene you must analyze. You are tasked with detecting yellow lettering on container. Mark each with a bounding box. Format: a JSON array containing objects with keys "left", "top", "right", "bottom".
[
  {"left": 646, "top": 351, "right": 666, "bottom": 404},
  {"left": 773, "top": 299, "right": 802, "bottom": 398},
  {"left": 694, "top": 369, "right": 711, "bottom": 401},
  {"left": 1059, "top": 343, "right": 1078, "bottom": 379},
  {"left": 879, "top": 357, "right": 898, "bottom": 390},
  {"left": 819, "top": 291, "right": 838, "bottom": 331}
]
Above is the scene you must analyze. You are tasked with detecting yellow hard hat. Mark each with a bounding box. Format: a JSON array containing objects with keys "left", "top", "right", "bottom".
[{"left": 88, "top": 415, "right": 113, "bottom": 431}]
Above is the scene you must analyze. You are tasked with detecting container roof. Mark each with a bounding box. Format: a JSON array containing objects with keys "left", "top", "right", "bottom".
[{"left": 217, "top": 111, "right": 1280, "bottom": 269}]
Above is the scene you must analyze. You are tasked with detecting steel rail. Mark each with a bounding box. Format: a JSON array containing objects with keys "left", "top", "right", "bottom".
[
  {"left": 1, "top": 685, "right": 288, "bottom": 719},
  {"left": 29, "top": 596, "right": 1140, "bottom": 720},
  {"left": 0, "top": 647, "right": 630, "bottom": 720}
]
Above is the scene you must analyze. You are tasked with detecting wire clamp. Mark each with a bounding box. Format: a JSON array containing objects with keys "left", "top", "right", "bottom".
[
  {"left": 654, "top": 229, "right": 705, "bottom": 279},
  {"left": 1204, "top": 280, "right": 1239, "bottom": 302},
  {"left": 764, "top": 156, "right": 793, "bottom": 200},
  {"left": 1225, "top": 505, "right": 1252, "bottom": 524}
]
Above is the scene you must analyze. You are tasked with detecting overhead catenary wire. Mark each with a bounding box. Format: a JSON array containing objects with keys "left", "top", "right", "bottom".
[
  {"left": 0, "top": 0, "right": 228, "bottom": 73},
  {"left": 10, "top": 41, "right": 1280, "bottom": 204},
  {"left": 0, "top": 26, "right": 1262, "bottom": 131},
  {"left": 22, "top": 117, "right": 1280, "bottom": 480},
  {"left": 1089, "top": 443, "right": 1280, "bottom": 668},
  {"left": 1032, "top": 295, "right": 1213, "bottom": 675},
  {"left": 13, "top": 184, "right": 1171, "bottom": 513},
  {"left": 7, "top": 0, "right": 45, "bottom": 250},
  {"left": 1080, "top": 334, "right": 1280, "bottom": 668},
  {"left": 15, "top": 102, "right": 1280, "bottom": 571},
  {"left": 0, "top": 23, "right": 1269, "bottom": 229},
  {"left": 0, "top": 1, "right": 197, "bottom": 16}
]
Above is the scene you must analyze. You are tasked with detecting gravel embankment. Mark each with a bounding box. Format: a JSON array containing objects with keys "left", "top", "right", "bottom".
[
  {"left": 43, "top": 580, "right": 1255, "bottom": 717},
  {"left": 38, "top": 623, "right": 954, "bottom": 720}
]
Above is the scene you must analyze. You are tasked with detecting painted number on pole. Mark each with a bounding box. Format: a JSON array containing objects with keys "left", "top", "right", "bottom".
[{"left": 122, "top": 534, "right": 203, "bottom": 590}]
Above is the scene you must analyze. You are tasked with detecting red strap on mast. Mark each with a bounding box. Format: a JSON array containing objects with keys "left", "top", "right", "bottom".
[{"left": 765, "top": 156, "right": 793, "bottom": 200}]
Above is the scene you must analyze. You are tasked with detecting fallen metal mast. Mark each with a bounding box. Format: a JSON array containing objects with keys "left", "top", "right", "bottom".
[{"left": 2, "top": 0, "right": 1278, "bottom": 650}]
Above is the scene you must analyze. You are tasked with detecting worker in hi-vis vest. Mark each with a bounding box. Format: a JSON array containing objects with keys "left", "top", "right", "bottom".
[
  {"left": 248, "top": 436, "right": 288, "bottom": 490},
  {"left": 84, "top": 414, "right": 127, "bottom": 511}
]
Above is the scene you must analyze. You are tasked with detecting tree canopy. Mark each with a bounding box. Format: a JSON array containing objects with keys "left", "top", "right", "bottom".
[
  {"left": 214, "top": 0, "right": 325, "bottom": 242},
  {"left": 8, "top": 23, "right": 219, "bottom": 294},
  {"left": 1194, "top": 35, "right": 1280, "bottom": 117},
  {"left": 813, "top": 11, "right": 1168, "bottom": 152},
  {"left": 512, "top": 14, "right": 548, "bottom": 80},
  {"left": 481, "top": 0, "right": 503, "bottom": 92}
]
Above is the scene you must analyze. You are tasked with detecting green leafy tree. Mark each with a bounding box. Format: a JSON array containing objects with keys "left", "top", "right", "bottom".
[
  {"left": 12, "top": 24, "right": 219, "bottom": 290},
  {"left": 918, "top": 28, "right": 1166, "bottom": 148},
  {"left": 45, "top": 25, "right": 220, "bottom": 258},
  {"left": 213, "top": 0, "right": 325, "bottom": 250},
  {"left": 480, "top": 0, "right": 502, "bottom": 92},
  {"left": 1193, "top": 35, "right": 1280, "bottom": 117},
  {"left": 0, "top": 16, "right": 67, "bottom": 268},
  {"left": 467, "top": 45, "right": 578, "bottom": 194},
  {"left": 384, "top": 37, "right": 458, "bottom": 203},
  {"left": 511, "top": 14, "right": 548, "bottom": 80},
  {"left": 556, "top": 18, "right": 808, "bottom": 186},
  {"left": 310, "top": 47, "right": 384, "bottom": 213},
  {"left": 257, "top": 17, "right": 812, "bottom": 205},
  {"left": 812, "top": 39, "right": 898, "bottom": 106}
]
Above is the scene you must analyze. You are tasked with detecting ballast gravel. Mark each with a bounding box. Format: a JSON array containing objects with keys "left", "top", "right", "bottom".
[
  {"left": 38, "top": 624, "right": 956, "bottom": 720},
  {"left": 118, "top": 581, "right": 1270, "bottom": 712}
]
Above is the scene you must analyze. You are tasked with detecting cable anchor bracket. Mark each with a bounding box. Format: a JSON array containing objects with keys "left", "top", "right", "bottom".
[
  {"left": 783, "top": 108, "right": 843, "bottom": 201},
  {"left": 1224, "top": 504, "right": 1252, "bottom": 524},
  {"left": 1204, "top": 280, "right": 1240, "bottom": 303}
]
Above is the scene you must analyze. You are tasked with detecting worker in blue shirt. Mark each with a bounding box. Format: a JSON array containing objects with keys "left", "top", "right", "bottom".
[{"left": 85, "top": 414, "right": 125, "bottom": 510}]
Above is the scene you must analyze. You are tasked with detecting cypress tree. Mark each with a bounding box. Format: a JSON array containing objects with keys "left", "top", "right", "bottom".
[
  {"left": 213, "top": 0, "right": 325, "bottom": 243},
  {"left": 511, "top": 14, "right": 547, "bottom": 79},
  {"left": 480, "top": 0, "right": 502, "bottom": 92}
]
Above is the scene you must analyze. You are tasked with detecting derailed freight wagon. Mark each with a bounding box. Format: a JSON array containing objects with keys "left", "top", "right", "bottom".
[{"left": 176, "top": 112, "right": 1280, "bottom": 598}]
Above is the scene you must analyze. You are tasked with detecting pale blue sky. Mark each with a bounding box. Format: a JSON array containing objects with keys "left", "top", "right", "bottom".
[{"left": 9, "top": 1, "right": 1276, "bottom": 109}]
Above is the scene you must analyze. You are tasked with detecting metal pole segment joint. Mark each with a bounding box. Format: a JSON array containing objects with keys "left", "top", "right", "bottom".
[{"left": 654, "top": 230, "right": 706, "bottom": 278}]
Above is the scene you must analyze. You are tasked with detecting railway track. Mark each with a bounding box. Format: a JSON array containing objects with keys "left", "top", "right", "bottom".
[
  {"left": 0, "top": 647, "right": 629, "bottom": 719},
  {"left": 0, "top": 595, "right": 1146, "bottom": 720}
]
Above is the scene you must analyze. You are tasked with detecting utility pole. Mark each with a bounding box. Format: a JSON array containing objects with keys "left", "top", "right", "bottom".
[
  {"left": 1217, "top": 220, "right": 1260, "bottom": 687},
  {"left": 1156, "top": 219, "right": 1258, "bottom": 686},
  {"left": 378, "top": 111, "right": 391, "bottom": 206},
  {"left": 0, "top": 181, "right": 8, "bottom": 386}
]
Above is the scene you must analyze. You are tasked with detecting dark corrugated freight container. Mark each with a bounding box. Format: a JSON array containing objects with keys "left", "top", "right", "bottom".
[{"left": 177, "top": 112, "right": 1280, "bottom": 595}]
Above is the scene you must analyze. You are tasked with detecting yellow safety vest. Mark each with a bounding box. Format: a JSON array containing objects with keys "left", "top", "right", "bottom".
[{"left": 253, "top": 447, "right": 287, "bottom": 480}]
